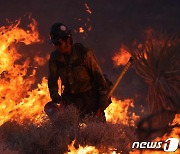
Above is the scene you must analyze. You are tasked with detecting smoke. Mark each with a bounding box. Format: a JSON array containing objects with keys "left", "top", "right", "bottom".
[{"left": 0, "top": 0, "right": 179, "bottom": 113}]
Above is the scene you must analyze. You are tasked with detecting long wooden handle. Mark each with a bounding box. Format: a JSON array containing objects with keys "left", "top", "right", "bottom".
[{"left": 107, "top": 57, "right": 133, "bottom": 98}]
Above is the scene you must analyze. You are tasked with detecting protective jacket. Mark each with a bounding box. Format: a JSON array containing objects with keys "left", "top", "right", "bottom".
[{"left": 48, "top": 43, "right": 109, "bottom": 116}]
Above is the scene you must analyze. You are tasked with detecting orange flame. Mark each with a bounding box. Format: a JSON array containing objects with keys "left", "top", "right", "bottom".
[
  {"left": 105, "top": 98, "right": 139, "bottom": 126},
  {"left": 130, "top": 114, "right": 180, "bottom": 154},
  {"left": 68, "top": 140, "right": 99, "bottom": 154},
  {"left": 67, "top": 98, "right": 140, "bottom": 153},
  {"left": 112, "top": 47, "right": 131, "bottom": 66},
  {"left": 0, "top": 18, "right": 50, "bottom": 125}
]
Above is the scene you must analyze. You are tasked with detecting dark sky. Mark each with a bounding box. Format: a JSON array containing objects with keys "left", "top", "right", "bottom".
[{"left": 0, "top": 0, "right": 179, "bottom": 113}]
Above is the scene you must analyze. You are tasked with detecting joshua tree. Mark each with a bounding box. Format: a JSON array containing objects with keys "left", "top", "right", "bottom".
[{"left": 130, "top": 32, "right": 180, "bottom": 128}]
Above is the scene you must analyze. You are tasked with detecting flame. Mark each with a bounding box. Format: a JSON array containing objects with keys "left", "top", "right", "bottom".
[
  {"left": 0, "top": 18, "right": 50, "bottom": 125},
  {"left": 130, "top": 114, "right": 180, "bottom": 154},
  {"left": 0, "top": 19, "right": 39, "bottom": 74},
  {"left": 112, "top": 47, "right": 131, "bottom": 66},
  {"left": 152, "top": 114, "right": 180, "bottom": 153},
  {"left": 67, "top": 98, "right": 139, "bottom": 153},
  {"left": 105, "top": 98, "right": 139, "bottom": 126},
  {"left": 68, "top": 140, "right": 99, "bottom": 154}
]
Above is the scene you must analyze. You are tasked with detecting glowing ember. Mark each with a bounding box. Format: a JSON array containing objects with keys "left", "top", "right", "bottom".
[
  {"left": 84, "top": 3, "right": 92, "bottom": 14},
  {"left": 105, "top": 98, "right": 139, "bottom": 126},
  {"left": 112, "top": 47, "right": 131, "bottom": 66},
  {"left": 87, "top": 25, "right": 92, "bottom": 31},
  {"left": 79, "top": 27, "right": 85, "bottom": 33},
  {"left": 0, "top": 18, "right": 50, "bottom": 125}
]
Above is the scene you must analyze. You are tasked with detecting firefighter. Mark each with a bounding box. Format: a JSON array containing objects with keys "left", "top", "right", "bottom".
[{"left": 47, "top": 22, "right": 111, "bottom": 120}]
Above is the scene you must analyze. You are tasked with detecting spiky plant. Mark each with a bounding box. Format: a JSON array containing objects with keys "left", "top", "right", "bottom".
[{"left": 130, "top": 33, "right": 180, "bottom": 126}]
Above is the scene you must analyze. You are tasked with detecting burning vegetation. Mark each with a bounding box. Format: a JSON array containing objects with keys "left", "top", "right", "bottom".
[
  {"left": 130, "top": 32, "right": 180, "bottom": 127},
  {"left": 0, "top": 18, "right": 50, "bottom": 126},
  {"left": 0, "top": 18, "right": 179, "bottom": 154}
]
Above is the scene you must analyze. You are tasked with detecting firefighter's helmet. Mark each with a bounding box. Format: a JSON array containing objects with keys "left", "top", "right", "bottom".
[{"left": 50, "top": 22, "right": 71, "bottom": 44}]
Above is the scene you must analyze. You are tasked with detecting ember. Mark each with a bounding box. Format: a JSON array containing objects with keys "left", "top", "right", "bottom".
[
  {"left": 79, "top": 27, "right": 85, "bottom": 33},
  {"left": 84, "top": 3, "right": 92, "bottom": 14}
]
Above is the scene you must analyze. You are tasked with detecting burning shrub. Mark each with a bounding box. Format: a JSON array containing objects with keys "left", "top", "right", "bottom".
[
  {"left": 76, "top": 121, "right": 134, "bottom": 153},
  {"left": 0, "top": 105, "right": 79, "bottom": 154},
  {"left": 0, "top": 105, "right": 137, "bottom": 153}
]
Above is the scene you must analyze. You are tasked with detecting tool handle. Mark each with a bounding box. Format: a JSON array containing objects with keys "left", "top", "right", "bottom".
[{"left": 107, "top": 57, "right": 133, "bottom": 98}]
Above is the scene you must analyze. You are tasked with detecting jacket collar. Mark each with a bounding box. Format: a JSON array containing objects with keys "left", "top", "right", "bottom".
[{"left": 56, "top": 44, "right": 78, "bottom": 64}]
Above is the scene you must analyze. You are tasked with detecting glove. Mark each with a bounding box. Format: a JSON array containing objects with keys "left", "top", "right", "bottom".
[
  {"left": 99, "top": 94, "right": 110, "bottom": 111},
  {"left": 51, "top": 93, "right": 62, "bottom": 103}
]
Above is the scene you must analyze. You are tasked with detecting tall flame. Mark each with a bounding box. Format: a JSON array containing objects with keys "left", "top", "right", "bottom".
[
  {"left": 105, "top": 98, "right": 139, "bottom": 126},
  {"left": 0, "top": 18, "right": 50, "bottom": 125}
]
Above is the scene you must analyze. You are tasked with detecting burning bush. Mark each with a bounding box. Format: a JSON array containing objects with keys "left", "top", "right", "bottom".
[{"left": 0, "top": 105, "right": 136, "bottom": 154}]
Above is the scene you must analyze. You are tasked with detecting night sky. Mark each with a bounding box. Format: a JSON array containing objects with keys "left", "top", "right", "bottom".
[{"left": 0, "top": 0, "right": 179, "bottom": 113}]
